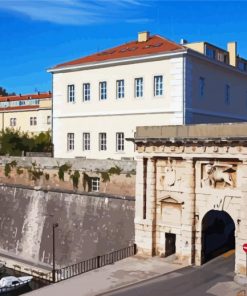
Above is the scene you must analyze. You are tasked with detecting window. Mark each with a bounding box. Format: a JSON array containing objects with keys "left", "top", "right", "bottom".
[
  {"left": 19, "top": 100, "right": 26, "bottom": 106},
  {"left": 82, "top": 133, "right": 90, "bottom": 151},
  {"left": 225, "top": 84, "right": 230, "bottom": 105},
  {"left": 83, "top": 83, "right": 90, "bottom": 101},
  {"left": 99, "top": 133, "right": 107, "bottom": 151},
  {"left": 99, "top": 81, "right": 107, "bottom": 100},
  {"left": 30, "top": 117, "right": 37, "bottom": 126},
  {"left": 68, "top": 85, "right": 75, "bottom": 103},
  {"left": 217, "top": 52, "right": 224, "bottom": 62},
  {"left": 91, "top": 177, "right": 100, "bottom": 192},
  {"left": 205, "top": 47, "right": 216, "bottom": 59},
  {"left": 116, "top": 80, "right": 124, "bottom": 99},
  {"left": 9, "top": 101, "right": 19, "bottom": 107},
  {"left": 135, "top": 78, "right": 143, "bottom": 98},
  {"left": 154, "top": 76, "right": 163, "bottom": 96},
  {"left": 238, "top": 61, "right": 247, "bottom": 72},
  {"left": 10, "top": 118, "right": 16, "bottom": 127},
  {"left": 67, "top": 133, "right": 74, "bottom": 151},
  {"left": 116, "top": 132, "right": 124, "bottom": 152},
  {"left": 47, "top": 116, "right": 51, "bottom": 124},
  {"left": 199, "top": 77, "right": 205, "bottom": 97}
]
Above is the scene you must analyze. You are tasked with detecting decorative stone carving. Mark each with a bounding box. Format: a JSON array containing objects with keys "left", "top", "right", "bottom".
[
  {"left": 201, "top": 163, "right": 236, "bottom": 188},
  {"left": 158, "top": 196, "right": 181, "bottom": 204},
  {"left": 164, "top": 159, "right": 176, "bottom": 187}
]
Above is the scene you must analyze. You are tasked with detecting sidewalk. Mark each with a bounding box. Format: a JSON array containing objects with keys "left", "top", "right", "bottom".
[{"left": 24, "top": 255, "right": 185, "bottom": 296}]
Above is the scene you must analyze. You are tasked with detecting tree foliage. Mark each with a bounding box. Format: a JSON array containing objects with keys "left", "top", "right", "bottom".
[
  {"left": 0, "top": 86, "right": 15, "bottom": 96},
  {"left": 0, "top": 128, "right": 52, "bottom": 156}
]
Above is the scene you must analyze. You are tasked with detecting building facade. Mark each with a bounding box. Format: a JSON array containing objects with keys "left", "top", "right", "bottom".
[
  {"left": 133, "top": 123, "right": 247, "bottom": 284},
  {"left": 49, "top": 32, "right": 247, "bottom": 159},
  {"left": 0, "top": 92, "right": 52, "bottom": 134}
]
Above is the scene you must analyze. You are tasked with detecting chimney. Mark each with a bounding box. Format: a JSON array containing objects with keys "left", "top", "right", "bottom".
[
  {"left": 180, "top": 38, "right": 188, "bottom": 45},
  {"left": 138, "top": 31, "right": 150, "bottom": 43},
  {"left": 227, "top": 42, "right": 237, "bottom": 67}
]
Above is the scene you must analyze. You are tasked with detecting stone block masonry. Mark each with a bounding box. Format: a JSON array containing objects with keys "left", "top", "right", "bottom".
[
  {"left": 0, "top": 156, "right": 136, "bottom": 197},
  {"left": 133, "top": 123, "right": 247, "bottom": 282},
  {"left": 0, "top": 184, "right": 135, "bottom": 270}
]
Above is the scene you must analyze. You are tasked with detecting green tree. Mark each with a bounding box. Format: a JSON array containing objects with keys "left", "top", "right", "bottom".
[
  {"left": 0, "top": 86, "right": 15, "bottom": 96},
  {"left": 0, "top": 129, "right": 52, "bottom": 156},
  {"left": 33, "top": 131, "right": 52, "bottom": 152}
]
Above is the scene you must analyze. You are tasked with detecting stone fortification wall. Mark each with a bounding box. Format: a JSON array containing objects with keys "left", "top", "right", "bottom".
[
  {"left": 0, "top": 184, "right": 134, "bottom": 269},
  {"left": 0, "top": 157, "right": 136, "bottom": 197}
]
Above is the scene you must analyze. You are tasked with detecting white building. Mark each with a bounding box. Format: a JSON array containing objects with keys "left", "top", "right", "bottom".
[{"left": 48, "top": 32, "right": 247, "bottom": 159}]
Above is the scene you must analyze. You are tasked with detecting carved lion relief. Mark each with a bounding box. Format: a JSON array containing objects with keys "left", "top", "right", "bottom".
[{"left": 201, "top": 163, "right": 236, "bottom": 188}]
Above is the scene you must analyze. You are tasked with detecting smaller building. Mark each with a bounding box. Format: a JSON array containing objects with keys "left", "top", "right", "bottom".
[{"left": 0, "top": 92, "right": 52, "bottom": 134}]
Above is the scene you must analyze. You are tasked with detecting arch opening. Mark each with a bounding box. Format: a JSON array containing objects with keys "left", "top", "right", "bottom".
[{"left": 201, "top": 210, "right": 235, "bottom": 264}]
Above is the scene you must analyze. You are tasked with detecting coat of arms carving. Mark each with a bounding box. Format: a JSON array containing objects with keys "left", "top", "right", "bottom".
[{"left": 161, "top": 158, "right": 176, "bottom": 187}]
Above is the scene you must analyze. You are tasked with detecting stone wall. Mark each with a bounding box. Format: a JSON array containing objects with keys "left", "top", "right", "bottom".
[
  {"left": 134, "top": 136, "right": 247, "bottom": 281},
  {"left": 0, "top": 184, "right": 135, "bottom": 269},
  {"left": 0, "top": 157, "right": 136, "bottom": 197}
]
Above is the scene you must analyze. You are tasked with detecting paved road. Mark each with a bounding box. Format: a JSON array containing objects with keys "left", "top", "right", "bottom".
[{"left": 104, "top": 252, "right": 246, "bottom": 296}]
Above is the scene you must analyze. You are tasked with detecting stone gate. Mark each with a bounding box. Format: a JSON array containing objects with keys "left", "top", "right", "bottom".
[{"left": 132, "top": 123, "right": 247, "bottom": 283}]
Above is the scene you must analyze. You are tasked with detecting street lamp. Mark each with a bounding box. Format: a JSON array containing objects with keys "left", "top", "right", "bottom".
[{"left": 52, "top": 222, "right": 59, "bottom": 283}]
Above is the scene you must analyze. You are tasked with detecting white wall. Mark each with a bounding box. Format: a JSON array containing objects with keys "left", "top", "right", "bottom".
[
  {"left": 186, "top": 55, "right": 247, "bottom": 123},
  {"left": 53, "top": 51, "right": 247, "bottom": 159},
  {"left": 53, "top": 56, "right": 185, "bottom": 159}
]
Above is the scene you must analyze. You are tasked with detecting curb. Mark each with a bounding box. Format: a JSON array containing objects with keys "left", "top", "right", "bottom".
[
  {"left": 95, "top": 265, "right": 190, "bottom": 296},
  {"left": 234, "top": 275, "right": 247, "bottom": 287}
]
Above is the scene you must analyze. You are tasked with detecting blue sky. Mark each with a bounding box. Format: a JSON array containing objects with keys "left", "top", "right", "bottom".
[{"left": 0, "top": 0, "right": 247, "bottom": 94}]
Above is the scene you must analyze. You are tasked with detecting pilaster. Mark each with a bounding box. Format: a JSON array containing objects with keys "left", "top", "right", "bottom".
[
  {"left": 135, "top": 157, "right": 156, "bottom": 256},
  {"left": 135, "top": 156, "right": 144, "bottom": 222},
  {"left": 235, "top": 160, "right": 247, "bottom": 282},
  {"left": 181, "top": 157, "right": 196, "bottom": 265}
]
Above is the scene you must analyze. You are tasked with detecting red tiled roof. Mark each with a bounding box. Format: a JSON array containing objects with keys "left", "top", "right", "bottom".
[
  {"left": 52, "top": 35, "right": 185, "bottom": 70},
  {"left": 0, "top": 92, "right": 52, "bottom": 102}
]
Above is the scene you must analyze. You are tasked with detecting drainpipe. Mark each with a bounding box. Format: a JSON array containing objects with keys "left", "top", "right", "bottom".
[
  {"left": 182, "top": 53, "right": 187, "bottom": 125},
  {"left": 192, "top": 159, "right": 196, "bottom": 265}
]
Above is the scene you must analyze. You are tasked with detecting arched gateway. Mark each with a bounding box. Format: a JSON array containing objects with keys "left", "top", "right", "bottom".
[
  {"left": 201, "top": 210, "right": 235, "bottom": 263},
  {"left": 131, "top": 123, "right": 247, "bottom": 283}
]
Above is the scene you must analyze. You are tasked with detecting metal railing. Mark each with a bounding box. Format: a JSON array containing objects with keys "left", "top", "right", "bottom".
[{"left": 52, "top": 244, "right": 137, "bottom": 283}]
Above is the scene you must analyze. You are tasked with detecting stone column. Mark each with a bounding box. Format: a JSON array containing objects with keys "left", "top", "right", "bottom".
[
  {"left": 135, "top": 156, "right": 156, "bottom": 256},
  {"left": 181, "top": 157, "right": 196, "bottom": 265},
  {"left": 234, "top": 160, "right": 247, "bottom": 285},
  {"left": 194, "top": 160, "right": 203, "bottom": 266},
  {"left": 134, "top": 156, "right": 144, "bottom": 222}
]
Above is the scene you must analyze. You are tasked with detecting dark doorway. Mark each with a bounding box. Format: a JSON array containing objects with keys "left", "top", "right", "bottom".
[
  {"left": 201, "top": 210, "right": 235, "bottom": 263},
  {"left": 165, "top": 233, "right": 176, "bottom": 257}
]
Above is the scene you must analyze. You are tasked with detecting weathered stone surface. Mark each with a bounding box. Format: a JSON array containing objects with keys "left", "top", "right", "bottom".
[
  {"left": 0, "top": 184, "right": 134, "bottom": 268},
  {"left": 0, "top": 156, "right": 136, "bottom": 197},
  {"left": 134, "top": 132, "right": 247, "bottom": 278}
]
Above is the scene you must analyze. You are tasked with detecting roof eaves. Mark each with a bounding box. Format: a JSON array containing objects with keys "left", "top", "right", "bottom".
[{"left": 48, "top": 48, "right": 188, "bottom": 73}]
